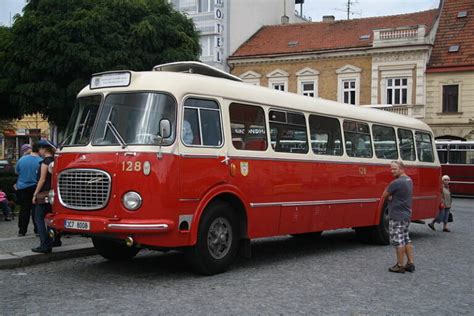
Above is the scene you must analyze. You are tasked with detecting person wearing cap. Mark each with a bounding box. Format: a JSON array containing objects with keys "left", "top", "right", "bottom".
[
  {"left": 428, "top": 175, "right": 453, "bottom": 232},
  {"left": 32, "top": 140, "right": 61, "bottom": 253},
  {"left": 15, "top": 143, "right": 42, "bottom": 236}
]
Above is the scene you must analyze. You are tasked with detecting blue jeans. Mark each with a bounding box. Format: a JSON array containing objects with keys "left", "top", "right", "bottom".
[
  {"left": 34, "top": 203, "right": 52, "bottom": 250},
  {"left": 435, "top": 208, "right": 451, "bottom": 225}
]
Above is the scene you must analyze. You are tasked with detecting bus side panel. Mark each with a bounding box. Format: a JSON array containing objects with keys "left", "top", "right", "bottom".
[
  {"left": 441, "top": 165, "right": 474, "bottom": 196},
  {"left": 411, "top": 166, "right": 441, "bottom": 220},
  {"left": 227, "top": 158, "right": 279, "bottom": 239}
]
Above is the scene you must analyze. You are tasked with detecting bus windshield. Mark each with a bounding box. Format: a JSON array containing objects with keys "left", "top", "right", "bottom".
[
  {"left": 92, "top": 92, "right": 176, "bottom": 146},
  {"left": 62, "top": 95, "right": 102, "bottom": 146}
]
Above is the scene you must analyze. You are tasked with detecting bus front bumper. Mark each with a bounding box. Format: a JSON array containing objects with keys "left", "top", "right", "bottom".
[{"left": 45, "top": 213, "right": 174, "bottom": 234}]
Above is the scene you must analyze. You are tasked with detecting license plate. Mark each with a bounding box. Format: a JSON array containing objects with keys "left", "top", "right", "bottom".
[{"left": 64, "top": 220, "right": 90, "bottom": 231}]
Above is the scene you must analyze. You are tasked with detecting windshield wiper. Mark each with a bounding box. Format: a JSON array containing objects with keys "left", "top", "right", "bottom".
[{"left": 106, "top": 120, "right": 127, "bottom": 149}]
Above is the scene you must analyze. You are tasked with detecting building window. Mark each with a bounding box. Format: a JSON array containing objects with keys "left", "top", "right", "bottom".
[
  {"left": 343, "top": 120, "right": 372, "bottom": 158},
  {"left": 386, "top": 78, "right": 408, "bottom": 105},
  {"left": 372, "top": 125, "right": 398, "bottom": 159},
  {"left": 182, "top": 98, "right": 222, "bottom": 147},
  {"left": 301, "top": 82, "right": 315, "bottom": 97},
  {"left": 229, "top": 103, "right": 267, "bottom": 151},
  {"left": 198, "top": 0, "right": 212, "bottom": 12},
  {"left": 342, "top": 79, "right": 356, "bottom": 105},
  {"left": 267, "top": 69, "right": 289, "bottom": 92},
  {"left": 442, "top": 85, "right": 459, "bottom": 113},
  {"left": 269, "top": 110, "right": 308, "bottom": 154},
  {"left": 336, "top": 65, "right": 361, "bottom": 105},
  {"left": 272, "top": 83, "right": 285, "bottom": 91},
  {"left": 296, "top": 67, "right": 319, "bottom": 97},
  {"left": 309, "top": 115, "right": 343, "bottom": 156}
]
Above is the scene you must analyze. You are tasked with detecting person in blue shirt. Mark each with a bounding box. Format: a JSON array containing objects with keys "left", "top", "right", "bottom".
[{"left": 15, "top": 143, "right": 42, "bottom": 236}]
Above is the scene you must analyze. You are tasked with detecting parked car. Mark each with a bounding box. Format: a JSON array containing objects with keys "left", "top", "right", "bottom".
[{"left": 0, "top": 160, "right": 14, "bottom": 174}]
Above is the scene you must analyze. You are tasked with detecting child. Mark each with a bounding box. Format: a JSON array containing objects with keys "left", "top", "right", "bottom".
[{"left": 0, "top": 185, "right": 12, "bottom": 221}]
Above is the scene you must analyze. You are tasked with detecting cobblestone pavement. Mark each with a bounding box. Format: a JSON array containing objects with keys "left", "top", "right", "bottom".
[
  {"left": 0, "top": 215, "right": 91, "bottom": 254},
  {"left": 0, "top": 198, "right": 472, "bottom": 315}
]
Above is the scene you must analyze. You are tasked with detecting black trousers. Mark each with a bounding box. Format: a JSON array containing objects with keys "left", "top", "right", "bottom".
[{"left": 16, "top": 185, "right": 38, "bottom": 235}]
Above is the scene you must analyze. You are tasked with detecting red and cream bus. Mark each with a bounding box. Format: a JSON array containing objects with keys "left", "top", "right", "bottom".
[
  {"left": 46, "top": 62, "right": 441, "bottom": 275},
  {"left": 436, "top": 140, "right": 474, "bottom": 196}
]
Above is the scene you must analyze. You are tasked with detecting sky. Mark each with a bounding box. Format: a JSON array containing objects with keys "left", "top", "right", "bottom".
[{"left": 0, "top": 0, "right": 441, "bottom": 26}]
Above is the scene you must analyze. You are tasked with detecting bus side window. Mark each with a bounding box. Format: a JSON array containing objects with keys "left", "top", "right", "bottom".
[
  {"left": 229, "top": 103, "right": 267, "bottom": 151},
  {"left": 269, "top": 110, "right": 308, "bottom": 154},
  {"left": 182, "top": 98, "right": 222, "bottom": 147},
  {"left": 398, "top": 128, "right": 416, "bottom": 161},
  {"left": 343, "top": 120, "right": 372, "bottom": 158},
  {"left": 372, "top": 125, "right": 398, "bottom": 160},
  {"left": 309, "top": 115, "right": 343, "bottom": 156},
  {"left": 415, "top": 131, "right": 434, "bottom": 162}
]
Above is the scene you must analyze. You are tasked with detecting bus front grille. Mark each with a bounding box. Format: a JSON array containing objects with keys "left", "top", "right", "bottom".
[{"left": 58, "top": 169, "right": 111, "bottom": 210}]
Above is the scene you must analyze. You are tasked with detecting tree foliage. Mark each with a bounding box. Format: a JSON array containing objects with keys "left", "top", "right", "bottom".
[{"left": 1, "top": 0, "right": 200, "bottom": 128}]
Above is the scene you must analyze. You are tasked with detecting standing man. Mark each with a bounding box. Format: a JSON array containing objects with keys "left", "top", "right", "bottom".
[
  {"left": 15, "top": 143, "right": 42, "bottom": 236},
  {"left": 382, "top": 161, "right": 415, "bottom": 273}
]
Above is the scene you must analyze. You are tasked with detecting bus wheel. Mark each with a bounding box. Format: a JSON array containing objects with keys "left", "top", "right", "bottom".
[
  {"left": 187, "top": 201, "right": 240, "bottom": 275},
  {"left": 291, "top": 231, "right": 323, "bottom": 239},
  {"left": 356, "top": 205, "right": 390, "bottom": 245},
  {"left": 92, "top": 237, "right": 140, "bottom": 261},
  {"left": 371, "top": 204, "right": 390, "bottom": 245}
]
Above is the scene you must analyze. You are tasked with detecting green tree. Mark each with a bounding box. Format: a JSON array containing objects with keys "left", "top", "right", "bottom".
[
  {"left": 2, "top": 0, "right": 200, "bottom": 128},
  {"left": 0, "top": 26, "right": 20, "bottom": 120}
]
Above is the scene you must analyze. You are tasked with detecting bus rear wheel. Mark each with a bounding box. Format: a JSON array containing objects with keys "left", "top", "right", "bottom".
[
  {"left": 92, "top": 237, "right": 140, "bottom": 261},
  {"left": 186, "top": 201, "right": 240, "bottom": 275},
  {"left": 356, "top": 205, "right": 390, "bottom": 245}
]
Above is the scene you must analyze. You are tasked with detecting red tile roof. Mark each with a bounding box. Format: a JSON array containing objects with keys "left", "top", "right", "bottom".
[
  {"left": 231, "top": 9, "right": 439, "bottom": 58},
  {"left": 428, "top": 0, "right": 474, "bottom": 71}
]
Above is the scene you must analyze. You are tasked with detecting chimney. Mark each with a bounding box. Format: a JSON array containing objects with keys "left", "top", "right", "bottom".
[
  {"left": 322, "top": 15, "right": 335, "bottom": 23},
  {"left": 281, "top": 15, "right": 290, "bottom": 24}
]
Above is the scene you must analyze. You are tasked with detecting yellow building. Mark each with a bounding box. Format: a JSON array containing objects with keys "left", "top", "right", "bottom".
[
  {"left": 228, "top": 10, "right": 440, "bottom": 120},
  {"left": 0, "top": 114, "right": 51, "bottom": 161},
  {"left": 425, "top": 0, "right": 474, "bottom": 140}
]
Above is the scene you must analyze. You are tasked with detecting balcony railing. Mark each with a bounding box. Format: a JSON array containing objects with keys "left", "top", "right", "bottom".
[
  {"left": 361, "top": 104, "right": 425, "bottom": 119},
  {"left": 373, "top": 25, "right": 427, "bottom": 47}
]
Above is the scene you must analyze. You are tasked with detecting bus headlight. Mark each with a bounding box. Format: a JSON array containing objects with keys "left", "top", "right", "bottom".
[
  {"left": 48, "top": 190, "right": 55, "bottom": 205},
  {"left": 122, "top": 191, "right": 142, "bottom": 211}
]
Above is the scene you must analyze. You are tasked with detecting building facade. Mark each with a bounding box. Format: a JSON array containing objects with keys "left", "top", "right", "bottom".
[
  {"left": 425, "top": 0, "right": 474, "bottom": 140},
  {"left": 228, "top": 10, "right": 440, "bottom": 120},
  {"left": 0, "top": 114, "right": 51, "bottom": 161},
  {"left": 169, "top": 0, "right": 307, "bottom": 71}
]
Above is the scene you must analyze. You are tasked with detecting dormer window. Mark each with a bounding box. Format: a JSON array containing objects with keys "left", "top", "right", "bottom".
[{"left": 449, "top": 45, "right": 460, "bottom": 53}]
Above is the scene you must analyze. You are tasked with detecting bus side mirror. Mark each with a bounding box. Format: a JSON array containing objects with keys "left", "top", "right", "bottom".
[{"left": 159, "top": 119, "right": 171, "bottom": 139}]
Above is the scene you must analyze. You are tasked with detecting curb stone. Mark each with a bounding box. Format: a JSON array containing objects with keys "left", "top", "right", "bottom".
[{"left": 0, "top": 243, "right": 97, "bottom": 269}]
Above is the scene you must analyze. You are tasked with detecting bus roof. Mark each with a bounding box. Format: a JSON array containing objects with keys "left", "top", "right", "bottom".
[{"left": 79, "top": 68, "right": 432, "bottom": 132}]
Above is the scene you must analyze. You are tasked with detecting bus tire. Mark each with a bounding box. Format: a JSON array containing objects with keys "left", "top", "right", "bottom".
[
  {"left": 92, "top": 237, "right": 140, "bottom": 261},
  {"left": 356, "top": 204, "right": 390, "bottom": 245},
  {"left": 370, "top": 204, "right": 390, "bottom": 245},
  {"left": 291, "top": 231, "right": 323, "bottom": 239},
  {"left": 186, "top": 201, "right": 240, "bottom": 275}
]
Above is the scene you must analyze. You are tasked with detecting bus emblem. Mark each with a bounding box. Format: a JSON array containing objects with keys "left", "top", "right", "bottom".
[{"left": 240, "top": 162, "right": 249, "bottom": 177}]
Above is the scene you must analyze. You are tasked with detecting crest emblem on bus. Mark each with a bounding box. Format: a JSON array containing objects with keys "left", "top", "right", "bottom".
[{"left": 240, "top": 162, "right": 249, "bottom": 177}]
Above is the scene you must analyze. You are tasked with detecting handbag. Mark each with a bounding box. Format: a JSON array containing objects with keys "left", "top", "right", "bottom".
[
  {"left": 36, "top": 191, "right": 49, "bottom": 204},
  {"left": 448, "top": 212, "right": 453, "bottom": 223}
]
